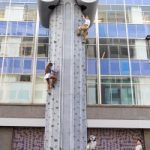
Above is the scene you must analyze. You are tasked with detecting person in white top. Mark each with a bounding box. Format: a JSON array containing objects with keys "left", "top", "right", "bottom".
[
  {"left": 44, "top": 62, "right": 57, "bottom": 95},
  {"left": 77, "top": 15, "right": 91, "bottom": 41},
  {"left": 135, "top": 139, "right": 143, "bottom": 150}
]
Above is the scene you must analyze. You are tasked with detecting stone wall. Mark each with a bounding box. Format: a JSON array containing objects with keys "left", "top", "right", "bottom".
[
  {"left": 88, "top": 128, "right": 144, "bottom": 150},
  {"left": 0, "top": 127, "right": 146, "bottom": 150},
  {"left": 12, "top": 128, "right": 44, "bottom": 150}
]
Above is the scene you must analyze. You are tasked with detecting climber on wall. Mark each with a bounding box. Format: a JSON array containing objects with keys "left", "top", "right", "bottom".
[
  {"left": 44, "top": 62, "right": 57, "bottom": 95},
  {"left": 77, "top": 15, "right": 91, "bottom": 41}
]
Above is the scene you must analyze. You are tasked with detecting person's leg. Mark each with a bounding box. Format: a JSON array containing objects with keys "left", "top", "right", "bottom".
[
  {"left": 82, "top": 26, "right": 88, "bottom": 40},
  {"left": 46, "top": 79, "right": 51, "bottom": 95},
  {"left": 49, "top": 78, "right": 53, "bottom": 90},
  {"left": 77, "top": 24, "right": 86, "bottom": 36},
  {"left": 77, "top": 26, "right": 82, "bottom": 36},
  {"left": 50, "top": 75, "right": 57, "bottom": 88},
  {"left": 82, "top": 30, "right": 87, "bottom": 40}
]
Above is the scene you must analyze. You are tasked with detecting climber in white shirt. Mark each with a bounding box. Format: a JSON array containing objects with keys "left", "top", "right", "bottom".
[{"left": 77, "top": 15, "right": 91, "bottom": 41}]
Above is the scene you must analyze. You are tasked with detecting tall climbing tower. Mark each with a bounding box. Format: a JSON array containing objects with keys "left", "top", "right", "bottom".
[{"left": 38, "top": 0, "right": 97, "bottom": 150}]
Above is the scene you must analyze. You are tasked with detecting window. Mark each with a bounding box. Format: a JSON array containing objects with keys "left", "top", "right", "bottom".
[
  {"left": 133, "top": 78, "right": 150, "bottom": 105},
  {"left": 87, "top": 79, "right": 97, "bottom": 104},
  {"left": 20, "top": 37, "right": 34, "bottom": 57},
  {"left": 88, "top": 38, "right": 96, "bottom": 44},
  {"left": 109, "top": 46, "right": 119, "bottom": 58},
  {"left": 119, "top": 46, "right": 128, "bottom": 58},
  {"left": 116, "top": 11, "right": 125, "bottom": 22},
  {"left": 111, "top": 85, "right": 121, "bottom": 104},
  {"left": 86, "top": 45, "right": 96, "bottom": 58},
  {"left": 37, "top": 37, "right": 48, "bottom": 57},
  {"left": 20, "top": 45, "right": 32, "bottom": 56},
  {"left": 107, "top": 11, "right": 116, "bottom": 22},
  {"left": 100, "top": 47, "right": 108, "bottom": 58},
  {"left": 37, "top": 44, "right": 48, "bottom": 57},
  {"left": 0, "top": 3, "right": 9, "bottom": 21},
  {"left": 38, "top": 37, "right": 48, "bottom": 43},
  {"left": 101, "top": 77, "right": 133, "bottom": 105},
  {"left": 0, "top": 75, "right": 32, "bottom": 103},
  {"left": 34, "top": 76, "right": 46, "bottom": 103},
  {"left": 23, "top": 4, "right": 37, "bottom": 21},
  {"left": 5, "top": 5, "right": 24, "bottom": 21},
  {"left": 99, "top": 39, "right": 129, "bottom": 59},
  {"left": 0, "top": 9, "right": 4, "bottom": 20},
  {"left": 143, "top": 11, "right": 150, "bottom": 23},
  {"left": 98, "top": 5, "right": 125, "bottom": 23},
  {"left": 141, "top": 6, "right": 150, "bottom": 23},
  {"left": 19, "top": 75, "right": 31, "bottom": 82},
  {"left": 129, "top": 40, "right": 147, "bottom": 59}
]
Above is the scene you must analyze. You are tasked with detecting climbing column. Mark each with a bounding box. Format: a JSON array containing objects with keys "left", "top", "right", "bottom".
[{"left": 44, "top": 0, "right": 87, "bottom": 150}]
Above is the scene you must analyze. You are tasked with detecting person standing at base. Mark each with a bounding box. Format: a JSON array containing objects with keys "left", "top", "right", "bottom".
[
  {"left": 77, "top": 15, "right": 91, "bottom": 41},
  {"left": 135, "top": 139, "right": 143, "bottom": 150},
  {"left": 87, "top": 135, "right": 97, "bottom": 150}
]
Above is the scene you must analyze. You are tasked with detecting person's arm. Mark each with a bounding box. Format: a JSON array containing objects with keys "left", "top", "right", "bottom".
[
  {"left": 45, "top": 65, "right": 48, "bottom": 74},
  {"left": 82, "top": 15, "right": 85, "bottom": 19},
  {"left": 51, "top": 70, "right": 57, "bottom": 74}
]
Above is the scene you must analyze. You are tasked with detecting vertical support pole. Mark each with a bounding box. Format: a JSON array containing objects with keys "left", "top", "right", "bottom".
[{"left": 44, "top": 1, "right": 87, "bottom": 150}]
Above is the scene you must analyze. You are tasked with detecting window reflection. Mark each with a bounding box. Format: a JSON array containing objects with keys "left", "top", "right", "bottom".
[
  {"left": 0, "top": 37, "right": 34, "bottom": 57},
  {"left": 37, "top": 37, "right": 48, "bottom": 58},
  {"left": 119, "top": 46, "right": 128, "bottom": 58},
  {"left": 133, "top": 78, "right": 150, "bottom": 105},
  {"left": 34, "top": 76, "right": 46, "bottom": 103},
  {"left": 0, "top": 75, "right": 32, "bottom": 103},
  {"left": 99, "top": 39, "right": 148, "bottom": 59},
  {"left": 98, "top": 5, "right": 125, "bottom": 23},
  {"left": 99, "top": 44, "right": 128, "bottom": 59},
  {"left": 101, "top": 77, "right": 133, "bottom": 105},
  {"left": 5, "top": 3, "right": 37, "bottom": 21},
  {"left": 23, "top": 4, "right": 37, "bottom": 21},
  {"left": 0, "top": 8, "right": 5, "bottom": 21},
  {"left": 87, "top": 79, "right": 97, "bottom": 104},
  {"left": 86, "top": 45, "right": 96, "bottom": 58},
  {"left": 126, "top": 6, "right": 150, "bottom": 23}
]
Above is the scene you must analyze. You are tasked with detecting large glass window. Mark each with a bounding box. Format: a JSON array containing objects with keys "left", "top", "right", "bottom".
[
  {"left": 2, "top": 3, "right": 37, "bottom": 21},
  {"left": 98, "top": 5, "right": 125, "bottom": 23},
  {"left": 87, "top": 79, "right": 97, "bottom": 104},
  {"left": 101, "top": 77, "right": 133, "bottom": 105},
  {"left": 101, "top": 77, "right": 150, "bottom": 105},
  {"left": 99, "top": 38, "right": 129, "bottom": 58},
  {"left": 0, "top": 5, "right": 5, "bottom": 21},
  {"left": 34, "top": 76, "right": 46, "bottom": 103},
  {"left": 126, "top": 6, "right": 150, "bottom": 24},
  {"left": 37, "top": 37, "right": 48, "bottom": 57},
  {"left": 5, "top": 5, "right": 24, "bottom": 21},
  {"left": 20, "top": 37, "right": 34, "bottom": 57},
  {"left": 129, "top": 39, "right": 147, "bottom": 60},
  {"left": 86, "top": 45, "right": 96, "bottom": 58},
  {"left": 133, "top": 78, "right": 150, "bottom": 105},
  {"left": 23, "top": 4, "right": 37, "bottom": 21},
  {"left": 0, "top": 37, "right": 34, "bottom": 57},
  {"left": 0, "top": 75, "right": 32, "bottom": 103}
]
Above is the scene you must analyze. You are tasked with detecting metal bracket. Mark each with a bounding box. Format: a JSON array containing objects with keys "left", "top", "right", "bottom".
[
  {"left": 38, "top": 0, "right": 60, "bottom": 28},
  {"left": 75, "top": 0, "right": 98, "bottom": 25},
  {"left": 38, "top": 0, "right": 98, "bottom": 28}
]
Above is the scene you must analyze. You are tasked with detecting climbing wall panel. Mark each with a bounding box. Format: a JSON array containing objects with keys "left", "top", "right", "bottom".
[{"left": 44, "top": 1, "right": 87, "bottom": 150}]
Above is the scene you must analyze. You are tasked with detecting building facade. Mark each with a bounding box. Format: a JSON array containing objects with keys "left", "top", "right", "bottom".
[{"left": 0, "top": 0, "right": 150, "bottom": 149}]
